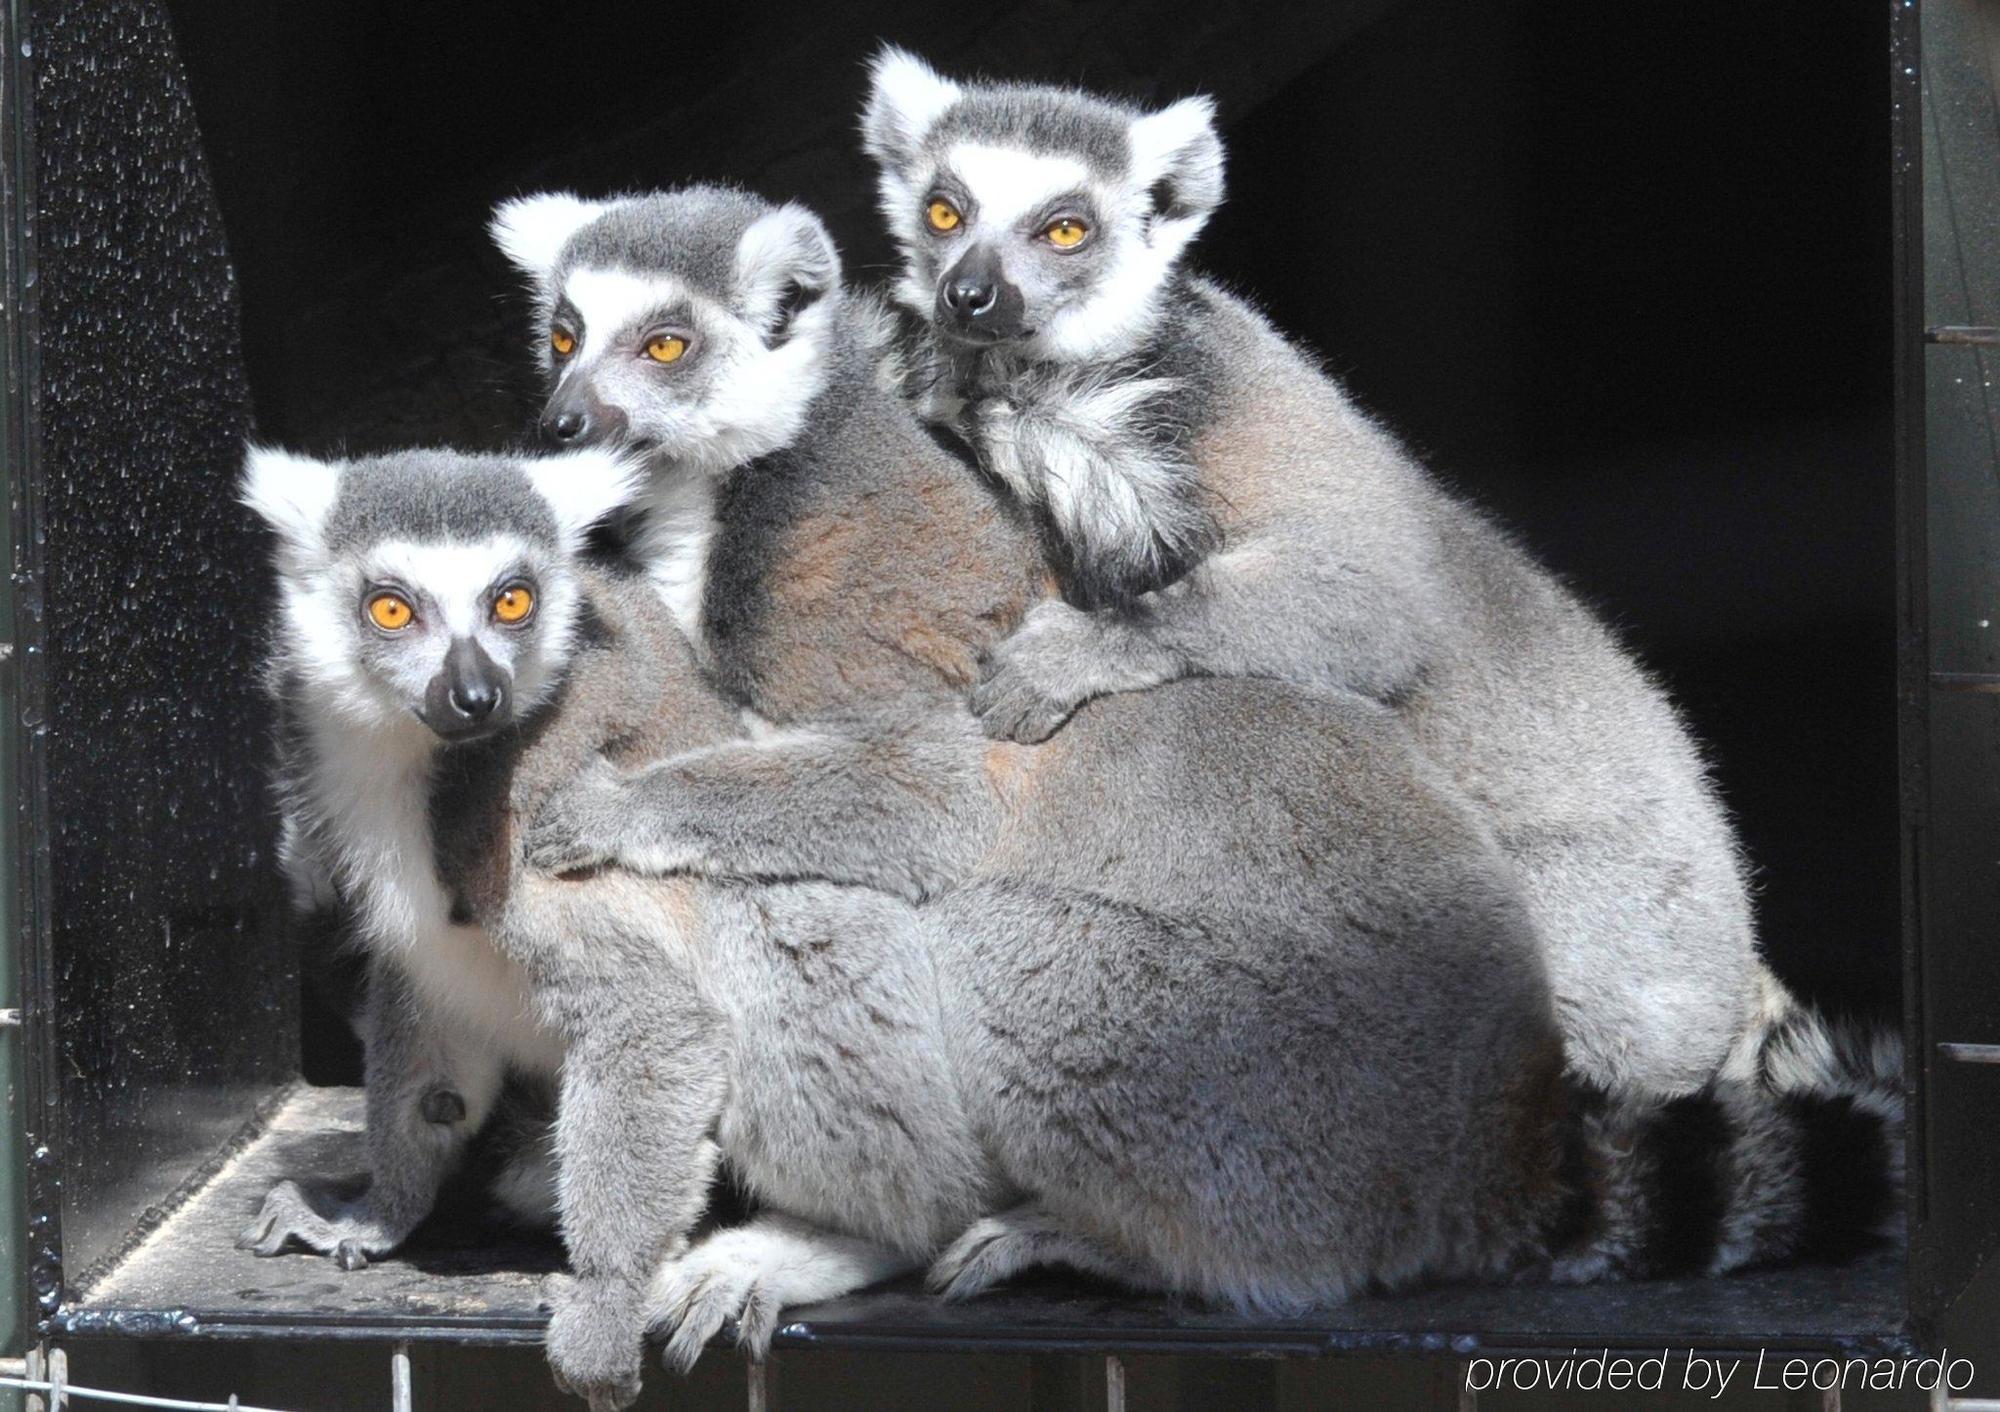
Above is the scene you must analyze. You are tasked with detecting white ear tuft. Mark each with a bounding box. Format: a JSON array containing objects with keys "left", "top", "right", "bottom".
[
  {"left": 733, "top": 203, "right": 842, "bottom": 336},
  {"left": 862, "top": 45, "right": 962, "bottom": 164},
  {"left": 523, "top": 448, "right": 646, "bottom": 547},
  {"left": 241, "top": 445, "right": 341, "bottom": 556},
  {"left": 1129, "top": 95, "right": 1225, "bottom": 228},
  {"left": 489, "top": 192, "right": 611, "bottom": 283}
]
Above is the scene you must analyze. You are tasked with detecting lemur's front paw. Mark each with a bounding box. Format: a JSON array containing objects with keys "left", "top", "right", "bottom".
[
  {"left": 528, "top": 760, "right": 714, "bottom": 878},
  {"left": 928, "top": 1204, "right": 1141, "bottom": 1301},
  {"left": 525, "top": 761, "right": 635, "bottom": 876},
  {"left": 928, "top": 1213, "right": 1041, "bottom": 1300},
  {"left": 236, "top": 1177, "right": 409, "bottom": 1270},
  {"left": 648, "top": 1234, "right": 790, "bottom": 1373},
  {"left": 971, "top": 600, "right": 1102, "bottom": 744},
  {"left": 542, "top": 1273, "right": 647, "bottom": 1412}
]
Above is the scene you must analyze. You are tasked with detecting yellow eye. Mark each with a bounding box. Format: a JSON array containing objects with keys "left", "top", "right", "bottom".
[
  {"left": 367, "top": 592, "right": 413, "bottom": 631},
  {"left": 926, "top": 200, "right": 962, "bottom": 233},
  {"left": 1045, "top": 217, "right": 1089, "bottom": 249},
  {"left": 550, "top": 328, "right": 576, "bottom": 357},
  {"left": 493, "top": 584, "right": 535, "bottom": 624},
  {"left": 645, "top": 335, "right": 687, "bottom": 364}
]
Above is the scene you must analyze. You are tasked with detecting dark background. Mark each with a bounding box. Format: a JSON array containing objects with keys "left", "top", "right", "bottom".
[{"left": 160, "top": 0, "right": 1899, "bottom": 1080}]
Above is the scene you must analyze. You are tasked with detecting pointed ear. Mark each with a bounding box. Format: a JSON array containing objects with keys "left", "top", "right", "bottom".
[
  {"left": 523, "top": 448, "right": 645, "bottom": 547},
  {"left": 489, "top": 192, "right": 610, "bottom": 283},
  {"left": 240, "top": 445, "right": 341, "bottom": 556},
  {"left": 862, "top": 46, "right": 961, "bottom": 166},
  {"left": 1129, "top": 96, "right": 1225, "bottom": 233},
  {"left": 734, "top": 202, "right": 842, "bottom": 343}
]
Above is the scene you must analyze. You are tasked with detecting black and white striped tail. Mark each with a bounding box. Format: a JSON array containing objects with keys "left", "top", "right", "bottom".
[{"left": 1550, "top": 1001, "right": 1903, "bottom": 1282}]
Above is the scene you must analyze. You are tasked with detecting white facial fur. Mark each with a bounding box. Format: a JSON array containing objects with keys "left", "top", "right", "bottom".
[
  {"left": 242, "top": 445, "right": 637, "bottom": 736},
  {"left": 549, "top": 263, "right": 835, "bottom": 477},
  {"left": 946, "top": 144, "right": 1093, "bottom": 226},
  {"left": 863, "top": 47, "right": 1226, "bottom": 364},
  {"left": 561, "top": 268, "right": 686, "bottom": 367},
  {"left": 492, "top": 194, "right": 841, "bottom": 479},
  {"left": 244, "top": 446, "right": 634, "bottom": 1054},
  {"left": 491, "top": 192, "right": 846, "bottom": 630},
  {"left": 364, "top": 535, "right": 568, "bottom": 711},
  {"left": 490, "top": 192, "right": 611, "bottom": 284}
]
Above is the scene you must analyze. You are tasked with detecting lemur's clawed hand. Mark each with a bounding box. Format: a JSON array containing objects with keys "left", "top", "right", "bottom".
[
  {"left": 237, "top": 1176, "right": 414, "bottom": 1271},
  {"left": 524, "top": 759, "right": 639, "bottom": 877},
  {"left": 527, "top": 757, "right": 716, "bottom": 880},
  {"left": 971, "top": 600, "right": 1109, "bottom": 743},
  {"left": 542, "top": 1273, "right": 648, "bottom": 1412}
]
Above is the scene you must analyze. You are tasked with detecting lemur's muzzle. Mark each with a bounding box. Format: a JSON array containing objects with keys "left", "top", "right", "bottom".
[
  {"left": 422, "top": 636, "right": 511, "bottom": 742},
  {"left": 538, "top": 382, "right": 629, "bottom": 448},
  {"left": 936, "top": 245, "right": 1028, "bottom": 343}
]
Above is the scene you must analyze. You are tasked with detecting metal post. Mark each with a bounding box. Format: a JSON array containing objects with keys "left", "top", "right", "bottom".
[
  {"left": 1104, "top": 1355, "right": 1125, "bottom": 1412},
  {"left": 45, "top": 1347, "right": 63, "bottom": 1412},
  {"left": 0, "top": 0, "right": 52, "bottom": 1362},
  {"left": 1933, "top": 1389, "right": 2000, "bottom": 1411},
  {"left": 23, "top": 1346, "right": 41, "bottom": 1412},
  {"left": 389, "top": 1343, "right": 411, "bottom": 1412}
]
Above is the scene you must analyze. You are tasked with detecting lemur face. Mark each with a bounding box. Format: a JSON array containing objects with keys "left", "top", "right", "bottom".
[
  {"left": 491, "top": 187, "right": 842, "bottom": 477},
  {"left": 862, "top": 47, "right": 1225, "bottom": 364},
  {"left": 242, "top": 447, "right": 639, "bottom": 742}
]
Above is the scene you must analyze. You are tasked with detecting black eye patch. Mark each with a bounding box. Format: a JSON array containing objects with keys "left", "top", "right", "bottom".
[
  {"left": 926, "top": 174, "right": 974, "bottom": 211},
  {"left": 627, "top": 303, "right": 696, "bottom": 346},
  {"left": 1027, "top": 193, "right": 1099, "bottom": 234},
  {"left": 551, "top": 299, "right": 584, "bottom": 334}
]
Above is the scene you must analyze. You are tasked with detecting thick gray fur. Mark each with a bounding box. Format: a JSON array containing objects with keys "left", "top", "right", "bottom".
[
  {"left": 863, "top": 49, "right": 1793, "bottom": 1103},
  {"left": 474, "top": 565, "right": 1577, "bottom": 1373},
  {"left": 239, "top": 447, "right": 623, "bottom": 1280},
  {"left": 245, "top": 444, "right": 1574, "bottom": 1406},
  {"left": 498, "top": 186, "right": 1901, "bottom": 1393}
]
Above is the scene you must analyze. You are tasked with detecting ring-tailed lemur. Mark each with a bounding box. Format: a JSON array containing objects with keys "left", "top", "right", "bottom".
[
  {"left": 489, "top": 186, "right": 1902, "bottom": 1378},
  {"left": 239, "top": 445, "right": 936, "bottom": 1408},
  {"left": 237, "top": 445, "right": 635, "bottom": 1274},
  {"left": 230, "top": 440, "right": 1712, "bottom": 1407},
  {"left": 860, "top": 47, "right": 1802, "bottom": 1105}
]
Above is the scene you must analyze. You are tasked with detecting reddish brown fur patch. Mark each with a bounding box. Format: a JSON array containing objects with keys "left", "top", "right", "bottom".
[
  {"left": 750, "top": 474, "right": 1046, "bottom": 715},
  {"left": 1192, "top": 375, "right": 1340, "bottom": 533},
  {"left": 982, "top": 741, "right": 1037, "bottom": 803},
  {"left": 892, "top": 615, "right": 981, "bottom": 687},
  {"left": 773, "top": 513, "right": 866, "bottom": 605},
  {"left": 650, "top": 876, "right": 701, "bottom": 941}
]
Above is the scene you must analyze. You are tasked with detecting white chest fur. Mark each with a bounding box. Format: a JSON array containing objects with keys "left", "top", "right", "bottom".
[
  {"left": 301, "top": 712, "right": 563, "bottom": 1074},
  {"left": 631, "top": 464, "right": 719, "bottom": 639}
]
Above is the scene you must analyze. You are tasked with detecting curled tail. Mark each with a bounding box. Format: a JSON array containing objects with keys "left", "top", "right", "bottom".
[
  {"left": 476, "top": 1073, "right": 560, "bottom": 1233},
  {"left": 1552, "top": 999, "right": 1902, "bottom": 1282}
]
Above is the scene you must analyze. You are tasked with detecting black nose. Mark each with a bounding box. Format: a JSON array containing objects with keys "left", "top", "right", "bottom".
[
  {"left": 542, "top": 410, "right": 587, "bottom": 443},
  {"left": 943, "top": 278, "right": 998, "bottom": 316},
  {"left": 935, "top": 249, "right": 1027, "bottom": 342},
  {"left": 448, "top": 680, "right": 499, "bottom": 721},
  {"left": 426, "top": 636, "right": 510, "bottom": 738}
]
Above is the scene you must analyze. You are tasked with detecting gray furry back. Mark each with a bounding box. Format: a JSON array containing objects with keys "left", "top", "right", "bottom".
[
  {"left": 863, "top": 48, "right": 1782, "bottom": 1106},
  {"left": 479, "top": 184, "right": 1905, "bottom": 1405}
]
